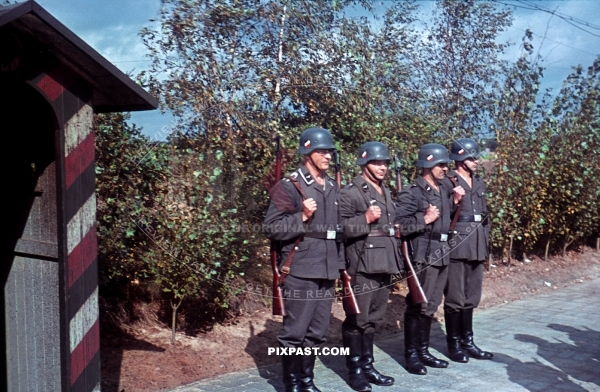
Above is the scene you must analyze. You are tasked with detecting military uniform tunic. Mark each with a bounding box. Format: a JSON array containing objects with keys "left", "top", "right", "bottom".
[
  {"left": 339, "top": 176, "right": 402, "bottom": 334},
  {"left": 264, "top": 165, "right": 344, "bottom": 347},
  {"left": 442, "top": 171, "right": 490, "bottom": 312},
  {"left": 395, "top": 176, "right": 456, "bottom": 317}
]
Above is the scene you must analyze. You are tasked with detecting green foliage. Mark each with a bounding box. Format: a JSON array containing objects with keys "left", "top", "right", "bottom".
[
  {"left": 487, "top": 45, "right": 600, "bottom": 258},
  {"left": 95, "top": 112, "right": 170, "bottom": 288},
  {"left": 96, "top": 113, "right": 254, "bottom": 330}
]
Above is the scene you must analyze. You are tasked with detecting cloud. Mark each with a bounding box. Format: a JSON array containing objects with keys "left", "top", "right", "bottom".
[
  {"left": 36, "top": 0, "right": 160, "bottom": 73},
  {"left": 81, "top": 24, "right": 152, "bottom": 75}
]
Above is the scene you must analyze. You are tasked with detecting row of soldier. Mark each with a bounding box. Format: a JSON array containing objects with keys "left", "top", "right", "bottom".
[{"left": 263, "top": 127, "right": 492, "bottom": 392}]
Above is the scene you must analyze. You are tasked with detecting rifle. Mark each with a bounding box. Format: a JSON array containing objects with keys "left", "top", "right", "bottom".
[
  {"left": 333, "top": 150, "right": 361, "bottom": 315},
  {"left": 394, "top": 153, "right": 427, "bottom": 304},
  {"left": 271, "top": 135, "right": 287, "bottom": 316}
]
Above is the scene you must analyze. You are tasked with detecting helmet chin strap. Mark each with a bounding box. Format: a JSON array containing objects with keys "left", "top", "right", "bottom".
[
  {"left": 306, "top": 153, "right": 321, "bottom": 174},
  {"left": 458, "top": 160, "right": 473, "bottom": 175},
  {"left": 363, "top": 164, "right": 381, "bottom": 185}
]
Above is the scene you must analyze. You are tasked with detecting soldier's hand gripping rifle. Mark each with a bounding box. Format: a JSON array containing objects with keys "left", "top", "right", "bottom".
[
  {"left": 333, "top": 150, "right": 360, "bottom": 315},
  {"left": 270, "top": 135, "right": 287, "bottom": 316},
  {"left": 394, "top": 153, "right": 427, "bottom": 304}
]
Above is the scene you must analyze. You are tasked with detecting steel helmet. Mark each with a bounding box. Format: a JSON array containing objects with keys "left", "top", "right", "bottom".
[
  {"left": 415, "top": 143, "right": 450, "bottom": 168},
  {"left": 449, "top": 138, "right": 481, "bottom": 161},
  {"left": 356, "top": 141, "right": 391, "bottom": 166},
  {"left": 297, "top": 127, "right": 335, "bottom": 155}
]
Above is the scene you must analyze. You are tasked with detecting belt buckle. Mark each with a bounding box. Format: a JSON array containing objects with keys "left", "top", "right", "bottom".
[
  {"left": 474, "top": 214, "right": 482, "bottom": 222},
  {"left": 389, "top": 227, "right": 395, "bottom": 236},
  {"left": 326, "top": 230, "right": 337, "bottom": 240},
  {"left": 440, "top": 233, "right": 448, "bottom": 242}
]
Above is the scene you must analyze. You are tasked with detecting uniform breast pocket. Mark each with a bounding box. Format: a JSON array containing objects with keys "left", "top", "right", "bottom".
[
  {"left": 293, "top": 240, "right": 311, "bottom": 260},
  {"left": 360, "top": 242, "right": 392, "bottom": 274}
]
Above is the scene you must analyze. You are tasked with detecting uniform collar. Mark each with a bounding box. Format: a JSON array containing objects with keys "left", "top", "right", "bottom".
[
  {"left": 299, "top": 166, "right": 316, "bottom": 185},
  {"left": 449, "top": 169, "right": 477, "bottom": 190},
  {"left": 416, "top": 176, "right": 438, "bottom": 194},
  {"left": 354, "top": 175, "right": 386, "bottom": 203},
  {"left": 298, "top": 165, "right": 335, "bottom": 189}
]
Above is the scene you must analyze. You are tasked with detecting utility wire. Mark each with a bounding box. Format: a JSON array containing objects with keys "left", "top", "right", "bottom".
[
  {"left": 494, "top": 0, "right": 600, "bottom": 38},
  {"left": 509, "top": 25, "right": 598, "bottom": 57},
  {"left": 518, "top": 0, "right": 600, "bottom": 30}
]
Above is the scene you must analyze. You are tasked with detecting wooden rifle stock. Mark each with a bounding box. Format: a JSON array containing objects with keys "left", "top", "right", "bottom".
[
  {"left": 340, "top": 270, "right": 360, "bottom": 315},
  {"left": 271, "top": 135, "right": 287, "bottom": 316},
  {"left": 271, "top": 241, "right": 286, "bottom": 316},
  {"left": 333, "top": 151, "right": 360, "bottom": 315},
  {"left": 401, "top": 240, "right": 427, "bottom": 304},
  {"left": 394, "top": 153, "right": 427, "bottom": 304},
  {"left": 334, "top": 150, "right": 342, "bottom": 187}
]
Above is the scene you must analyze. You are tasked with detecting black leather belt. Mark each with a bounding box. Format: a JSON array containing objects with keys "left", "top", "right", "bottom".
[
  {"left": 368, "top": 228, "right": 395, "bottom": 237},
  {"left": 304, "top": 231, "right": 337, "bottom": 240},
  {"left": 457, "top": 215, "right": 483, "bottom": 222},
  {"left": 457, "top": 214, "right": 489, "bottom": 225},
  {"left": 429, "top": 232, "right": 449, "bottom": 242}
]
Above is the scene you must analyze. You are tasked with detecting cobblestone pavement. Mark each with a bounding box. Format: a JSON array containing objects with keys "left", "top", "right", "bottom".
[{"left": 169, "top": 279, "right": 600, "bottom": 392}]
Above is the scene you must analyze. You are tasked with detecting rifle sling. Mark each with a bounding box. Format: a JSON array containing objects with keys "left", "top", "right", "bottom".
[
  {"left": 278, "top": 175, "right": 312, "bottom": 286},
  {"left": 447, "top": 175, "right": 463, "bottom": 233}
]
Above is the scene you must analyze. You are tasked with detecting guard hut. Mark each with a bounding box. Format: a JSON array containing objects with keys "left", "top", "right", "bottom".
[{"left": 0, "top": 1, "right": 158, "bottom": 391}]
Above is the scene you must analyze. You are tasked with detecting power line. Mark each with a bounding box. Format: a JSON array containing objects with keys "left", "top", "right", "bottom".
[
  {"left": 508, "top": 25, "right": 598, "bottom": 57},
  {"left": 494, "top": 0, "right": 600, "bottom": 38},
  {"left": 518, "top": 0, "right": 600, "bottom": 31}
]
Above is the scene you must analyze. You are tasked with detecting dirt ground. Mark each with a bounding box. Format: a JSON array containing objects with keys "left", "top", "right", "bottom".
[{"left": 100, "top": 249, "right": 600, "bottom": 392}]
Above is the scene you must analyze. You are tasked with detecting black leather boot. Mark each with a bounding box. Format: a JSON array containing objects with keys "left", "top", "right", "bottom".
[
  {"left": 282, "top": 353, "right": 302, "bottom": 392},
  {"left": 361, "top": 332, "right": 394, "bottom": 386},
  {"left": 404, "top": 314, "right": 427, "bottom": 375},
  {"left": 460, "top": 308, "right": 493, "bottom": 360},
  {"left": 418, "top": 316, "right": 449, "bottom": 368},
  {"left": 343, "top": 332, "right": 372, "bottom": 391},
  {"left": 445, "top": 310, "right": 468, "bottom": 363},
  {"left": 299, "top": 353, "right": 321, "bottom": 392}
]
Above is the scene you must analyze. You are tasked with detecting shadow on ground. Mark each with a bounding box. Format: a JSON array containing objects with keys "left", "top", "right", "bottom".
[
  {"left": 244, "top": 318, "right": 283, "bottom": 391},
  {"left": 101, "top": 333, "right": 166, "bottom": 392},
  {"left": 510, "top": 323, "right": 600, "bottom": 391}
]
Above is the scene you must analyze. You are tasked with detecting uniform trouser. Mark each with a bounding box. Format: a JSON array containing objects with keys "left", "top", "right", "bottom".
[
  {"left": 277, "top": 275, "right": 336, "bottom": 348},
  {"left": 405, "top": 263, "right": 448, "bottom": 317},
  {"left": 443, "top": 260, "right": 484, "bottom": 313},
  {"left": 342, "top": 273, "right": 392, "bottom": 335}
]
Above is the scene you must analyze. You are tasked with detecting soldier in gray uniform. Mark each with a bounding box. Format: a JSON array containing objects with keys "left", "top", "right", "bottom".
[
  {"left": 263, "top": 127, "right": 345, "bottom": 392},
  {"left": 442, "top": 138, "right": 493, "bottom": 362},
  {"left": 339, "top": 142, "right": 403, "bottom": 392},
  {"left": 395, "top": 143, "right": 464, "bottom": 375}
]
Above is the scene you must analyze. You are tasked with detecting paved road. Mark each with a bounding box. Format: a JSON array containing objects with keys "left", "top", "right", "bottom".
[{"left": 169, "top": 279, "right": 600, "bottom": 392}]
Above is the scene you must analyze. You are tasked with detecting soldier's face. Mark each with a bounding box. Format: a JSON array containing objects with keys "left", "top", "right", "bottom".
[
  {"left": 431, "top": 163, "right": 448, "bottom": 180},
  {"left": 309, "top": 149, "right": 333, "bottom": 170},
  {"left": 463, "top": 157, "right": 478, "bottom": 171},
  {"left": 366, "top": 160, "right": 388, "bottom": 180}
]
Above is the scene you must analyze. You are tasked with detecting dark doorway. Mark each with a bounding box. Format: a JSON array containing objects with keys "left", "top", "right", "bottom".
[{"left": 0, "top": 78, "right": 61, "bottom": 391}]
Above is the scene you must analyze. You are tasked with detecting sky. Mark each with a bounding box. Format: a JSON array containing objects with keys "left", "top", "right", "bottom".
[{"left": 30, "top": 0, "right": 600, "bottom": 139}]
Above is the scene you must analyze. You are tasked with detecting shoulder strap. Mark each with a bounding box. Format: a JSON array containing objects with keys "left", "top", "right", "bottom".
[
  {"left": 288, "top": 175, "right": 308, "bottom": 200},
  {"left": 352, "top": 181, "right": 375, "bottom": 210},
  {"left": 413, "top": 180, "right": 433, "bottom": 205}
]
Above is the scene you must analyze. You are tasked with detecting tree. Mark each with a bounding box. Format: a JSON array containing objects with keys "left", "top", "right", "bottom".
[{"left": 403, "top": 0, "right": 513, "bottom": 139}]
